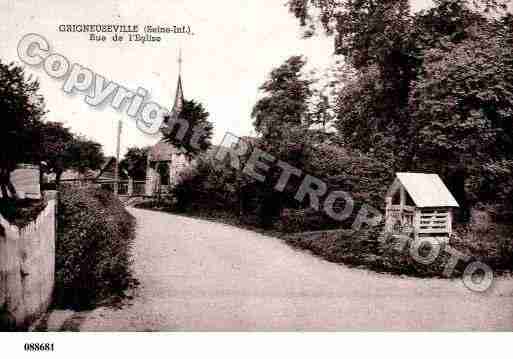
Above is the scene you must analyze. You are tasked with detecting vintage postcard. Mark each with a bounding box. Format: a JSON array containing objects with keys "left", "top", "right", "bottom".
[{"left": 1, "top": 0, "right": 513, "bottom": 356}]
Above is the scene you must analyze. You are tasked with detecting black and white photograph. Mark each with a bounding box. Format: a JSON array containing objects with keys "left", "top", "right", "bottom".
[{"left": 1, "top": 0, "right": 513, "bottom": 356}]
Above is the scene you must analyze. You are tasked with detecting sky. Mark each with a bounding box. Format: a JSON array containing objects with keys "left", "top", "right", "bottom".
[{"left": 0, "top": 0, "right": 458, "bottom": 157}]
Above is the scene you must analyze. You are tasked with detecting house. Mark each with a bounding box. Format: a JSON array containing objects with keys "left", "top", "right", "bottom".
[
  {"left": 95, "top": 156, "right": 128, "bottom": 183},
  {"left": 384, "top": 172, "right": 459, "bottom": 241},
  {"left": 50, "top": 157, "right": 128, "bottom": 192},
  {"left": 95, "top": 157, "right": 129, "bottom": 194},
  {"left": 58, "top": 169, "right": 96, "bottom": 182}
]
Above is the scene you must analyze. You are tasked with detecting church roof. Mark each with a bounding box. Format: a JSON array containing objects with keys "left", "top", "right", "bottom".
[
  {"left": 161, "top": 71, "right": 185, "bottom": 133},
  {"left": 152, "top": 52, "right": 188, "bottom": 161},
  {"left": 148, "top": 140, "right": 183, "bottom": 162},
  {"left": 170, "top": 75, "right": 184, "bottom": 118}
]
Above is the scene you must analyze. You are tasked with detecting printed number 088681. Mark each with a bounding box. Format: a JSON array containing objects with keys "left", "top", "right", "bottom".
[{"left": 24, "top": 343, "right": 55, "bottom": 351}]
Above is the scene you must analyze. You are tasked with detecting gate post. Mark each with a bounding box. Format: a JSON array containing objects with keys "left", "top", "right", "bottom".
[{"left": 128, "top": 178, "right": 134, "bottom": 196}]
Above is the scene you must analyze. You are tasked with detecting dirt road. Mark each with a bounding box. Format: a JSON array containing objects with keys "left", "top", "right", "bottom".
[{"left": 44, "top": 208, "right": 513, "bottom": 331}]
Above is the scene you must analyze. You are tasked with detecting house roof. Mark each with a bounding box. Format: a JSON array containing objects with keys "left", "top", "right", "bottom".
[
  {"left": 51, "top": 169, "right": 96, "bottom": 182},
  {"left": 395, "top": 173, "right": 459, "bottom": 208},
  {"left": 96, "top": 157, "right": 128, "bottom": 180}
]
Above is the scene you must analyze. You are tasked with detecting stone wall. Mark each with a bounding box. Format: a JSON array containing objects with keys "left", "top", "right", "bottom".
[
  {"left": 169, "top": 153, "right": 190, "bottom": 186},
  {"left": 0, "top": 191, "right": 56, "bottom": 330}
]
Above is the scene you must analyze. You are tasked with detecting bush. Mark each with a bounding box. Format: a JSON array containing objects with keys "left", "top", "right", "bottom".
[
  {"left": 284, "top": 222, "right": 513, "bottom": 278},
  {"left": 173, "top": 157, "right": 239, "bottom": 213},
  {"left": 135, "top": 197, "right": 176, "bottom": 212},
  {"left": 55, "top": 185, "right": 137, "bottom": 309},
  {"left": 275, "top": 144, "right": 393, "bottom": 232},
  {"left": 166, "top": 142, "right": 394, "bottom": 232},
  {"left": 466, "top": 160, "right": 513, "bottom": 221},
  {"left": 304, "top": 144, "right": 393, "bottom": 211},
  {"left": 451, "top": 221, "right": 513, "bottom": 275},
  {"left": 278, "top": 208, "right": 343, "bottom": 233}
]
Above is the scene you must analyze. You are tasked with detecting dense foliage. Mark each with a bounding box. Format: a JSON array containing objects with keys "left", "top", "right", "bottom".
[
  {"left": 162, "top": 99, "right": 213, "bottom": 158},
  {"left": 0, "top": 61, "right": 45, "bottom": 198},
  {"left": 285, "top": 221, "right": 513, "bottom": 278},
  {"left": 305, "top": 144, "right": 393, "bottom": 209},
  {"left": 170, "top": 139, "right": 393, "bottom": 232},
  {"left": 64, "top": 136, "right": 105, "bottom": 176},
  {"left": 120, "top": 146, "right": 150, "bottom": 180},
  {"left": 37, "top": 122, "right": 74, "bottom": 185},
  {"left": 286, "top": 0, "right": 513, "bottom": 220},
  {"left": 39, "top": 127, "right": 104, "bottom": 186},
  {"left": 252, "top": 56, "right": 313, "bottom": 142},
  {"left": 0, "top": 63, "right": 105, "bottom": 190},
  {"left": 409, "top": 15, "right": 513, "bottom": 218},
  {"left": 55, "top": 185, "right": 137, "bottom": 308}
]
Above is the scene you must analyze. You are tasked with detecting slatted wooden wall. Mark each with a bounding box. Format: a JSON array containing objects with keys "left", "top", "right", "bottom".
[{"left": 418, "top": 209, "right": 450, "bottom": 235}]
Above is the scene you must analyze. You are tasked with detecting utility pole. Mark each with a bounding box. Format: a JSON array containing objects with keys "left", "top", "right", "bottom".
[{"left": 114, "top": 119, "right": 122, "bottom": 196}]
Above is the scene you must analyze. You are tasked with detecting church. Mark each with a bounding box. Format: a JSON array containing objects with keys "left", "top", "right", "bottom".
[{"left": 145, "top": 57, "right": 192, "bottom": 196}]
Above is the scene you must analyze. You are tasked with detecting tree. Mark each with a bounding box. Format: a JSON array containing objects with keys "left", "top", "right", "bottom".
[
  {"left": 249, "top": 56, "right": 316, "bottom": 226},
  {"left": 66, "top": 136, "right": 105, "bottom": 176},
  {"left": 120, "top": 147, "right": 150, "bottom": 181},
  {"left": 409, "top": 17, "right": 513, "bottom": 218},
  {"left": 252, "top": 56, "right": 313, "bottom": 143},
  {"left": 291, "top": 1, "right": 421, "bottom": 168},
  {"left": 37, "top": 123, "right": 106, "bottom": 185},
  {"left": 288, "top": 0, "right": 512, "bottom": 219},
  {"left": 0, "top": 60, "right": 45, "bottom": 198},
  {"left": 162, "top": 99, "right": 213, "bottom": 158},
  {"left": 287, "top": 0, "right": 507, "bottom": 163},
  {"left": 288, "top": 0, "right": 507, "bottom": 39},
  {"left": 38, "top": 121, "right": 74, "bottom": 185}
]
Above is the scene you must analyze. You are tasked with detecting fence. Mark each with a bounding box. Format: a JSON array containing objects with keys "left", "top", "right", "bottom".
[
  {"left": 132, "top": 181, "right": 146, "bottom": 196},
  {"left": 0, "top": 191, "right": 57, "bottom": 330},
  {"left": 60, "top": 179, "right": 147, "bottom": 197}
]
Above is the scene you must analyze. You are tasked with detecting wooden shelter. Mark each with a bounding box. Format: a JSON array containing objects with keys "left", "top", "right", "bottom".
[{"left": 385, "top": 173, "right": 459, "bottom": 240}]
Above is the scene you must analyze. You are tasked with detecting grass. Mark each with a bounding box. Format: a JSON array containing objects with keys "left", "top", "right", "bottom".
[{"left": 284, "top": 224, "right": 513, "bottom": 278}]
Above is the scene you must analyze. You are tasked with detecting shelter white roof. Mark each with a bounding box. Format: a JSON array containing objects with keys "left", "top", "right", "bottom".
[{"left": 395, "top": 172, "right": 459, "bottom": 208}]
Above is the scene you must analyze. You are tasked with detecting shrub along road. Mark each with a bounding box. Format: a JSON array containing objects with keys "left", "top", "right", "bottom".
[{"left": 52, "top": 208, "right": 513, "bottom": 331}]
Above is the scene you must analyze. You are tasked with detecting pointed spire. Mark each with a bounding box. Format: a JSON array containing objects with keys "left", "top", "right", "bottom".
[
  {"left": 172, "top": 75, "right": 184, "bottom": 116},
  {"left": 171, "top": 49, "right": 185, "bottom": 118}
]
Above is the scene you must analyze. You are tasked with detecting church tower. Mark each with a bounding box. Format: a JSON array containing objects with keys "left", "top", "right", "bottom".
[{"left": 146, "top": 50, "right": 191, "bottom": 197}]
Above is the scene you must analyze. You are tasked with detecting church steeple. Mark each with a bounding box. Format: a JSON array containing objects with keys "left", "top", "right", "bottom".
[{"left": 171, "top": 49, "right": 185, "bottom": 117}]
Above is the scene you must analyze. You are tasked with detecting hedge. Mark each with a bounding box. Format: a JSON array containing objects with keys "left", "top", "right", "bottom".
[{"left": 55, "top": 185, "right": 137, "bottom": 309}]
